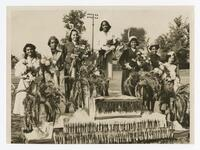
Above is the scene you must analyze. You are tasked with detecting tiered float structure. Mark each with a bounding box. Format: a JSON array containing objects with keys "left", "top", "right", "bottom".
[{"left": 52, "top": 95, "right": 175, "bottom": 144}]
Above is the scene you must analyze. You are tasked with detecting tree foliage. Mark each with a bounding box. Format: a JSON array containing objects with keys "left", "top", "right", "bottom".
[
  {"left": 63, "top": 10, "right": 87, "bottom": 34},
  {"left": 155, "top": 16, "right": 190, "bottom": 68},
  {"left": 156, "top": 16, "right": 189, "bottom": 53}
]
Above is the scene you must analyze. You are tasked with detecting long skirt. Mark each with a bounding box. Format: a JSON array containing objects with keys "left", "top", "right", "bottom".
[
  {"left": 97, "top": 50, "right": 113, "bottom": 79},
  {"left": 13, "top": 79, "right": 30, "bottom": 116},
  {"left": 121, "top": 69, "right": 131, "bottom": 95},
  {"left": 64, "top": 65, "right": 74, "bottom": 101},
  {"left": 106, "top": 51, "right": 113, "bottom": 79}
]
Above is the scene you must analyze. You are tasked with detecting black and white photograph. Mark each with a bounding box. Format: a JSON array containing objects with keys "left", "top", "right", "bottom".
[{"left": 7, "top": 6, "right": 193, "bottom": 144}]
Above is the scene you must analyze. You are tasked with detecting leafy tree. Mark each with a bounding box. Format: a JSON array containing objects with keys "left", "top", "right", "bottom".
[
  {"left": 156, "top": 16, "right": 189, "bottom": 52},
  {"left": 155, "top": 16, "right": 190, "bottom": 68},
  {"left": 63, "top": 10, "right": 87, "bottom": 34}
]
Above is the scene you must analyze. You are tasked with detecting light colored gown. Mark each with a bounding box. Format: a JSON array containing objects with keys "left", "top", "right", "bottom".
[
  {"left": 42, "top": 49, "right": 64, "bottom": 90},
  {"left": 163, "top": 62, "right": 180, "bottom": 92},
  {"left": 95, "top": 30, "right": 115, "bottom": 79},
  {"left": 43, "top": 51, "right": 62, "bottom": 87},
  {"left": 13, "top": 57, "right": 40, "bottom": 116}
]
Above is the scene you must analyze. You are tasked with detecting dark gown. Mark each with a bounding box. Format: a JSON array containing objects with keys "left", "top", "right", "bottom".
[
  {"left": 148, "top": 53, "right": 161, "bottom": 69},
  {"left": 64, "top": 42, "right": 87, "bottom": 112},
  {"left": 64, "top": 42, "right": 84, "bottom": 100},
  {"left": 119, "top": 48, "right": 140, "bottom": 95}
]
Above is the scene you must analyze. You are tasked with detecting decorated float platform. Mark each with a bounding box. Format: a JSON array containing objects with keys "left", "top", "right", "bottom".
[{"left": 22, "top": 94, "right": 189, "bottom": 144}]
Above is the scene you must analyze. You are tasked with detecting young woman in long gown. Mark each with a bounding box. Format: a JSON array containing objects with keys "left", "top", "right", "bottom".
[{"left": 13, "top": 43, "right": 40, "bottom": 116}]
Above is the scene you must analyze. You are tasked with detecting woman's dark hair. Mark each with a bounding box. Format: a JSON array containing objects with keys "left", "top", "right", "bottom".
[
  {"left": 23, "top": 43, "right": 37, "bottom": 59},
  {"left": 165, "top": 55, "right": 170, "bottom": 62},
  {"left": 127, "top": 38, "right": 139, "bottom": 47},
  {"left": 99, "top": 20, "right": 111, "bottom": 32},
  {"left": 48, "top": 36, "right": 59, "bottom": 47},
  {"left": 149, "top": 44, "right": 159, "bottom": 51},
  {"left": 166, "top": 52, "right": 177, "bottom": 64},
  {"left": 68, "top": 29, "right": 80, "bottom": 43}
]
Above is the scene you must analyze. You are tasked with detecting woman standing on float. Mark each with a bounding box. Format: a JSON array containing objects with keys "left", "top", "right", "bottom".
[
  {"left": 96, "top": 20, "right": 116, "bottom": 79},
  {"left": 119, "top": 36, "right": 140, "bottom": 95},
  {"left": 13, "top": 43, "right": 40, "bottom": 116},
  {"left": 64, "top": 29, "right": 87, "bottom": 102},
  {"left": 148, "top": 43, "right": 161, "bottom": 70},
  {"left": 43, "top": 36, "right": 64, "bottom": 87}
]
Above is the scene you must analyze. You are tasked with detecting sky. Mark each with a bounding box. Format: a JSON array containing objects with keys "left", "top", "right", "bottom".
[{"left": 7, "top": 6, "right": 193, "bottom": 58}]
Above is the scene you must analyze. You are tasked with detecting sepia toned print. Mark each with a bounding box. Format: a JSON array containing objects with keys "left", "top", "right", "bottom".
[{"left": 7, "top": 6, "right": 193, "bottom": 144}]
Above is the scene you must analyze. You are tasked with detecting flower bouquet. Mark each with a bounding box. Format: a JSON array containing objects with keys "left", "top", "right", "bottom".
[
  {"left": 40, "top": 57, "right": 61, "bottom": 84},
  {"left": 18, "top": 58, "right": 40, "bottom": 82},
  {"left": 40, "top": 57, "right": 56, "bottom": 77}
]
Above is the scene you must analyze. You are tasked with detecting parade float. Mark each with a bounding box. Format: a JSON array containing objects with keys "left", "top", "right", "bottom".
[
  {"left": 22, "top": 92, "right": 186, "bottom": 144},
  {"left": 20, "top": 69, "right": 190, "bottom": 144},
  {"left": 16, "top": 52, "right": 189, "bottom": 144},
  {"left": 12, "top": 64, "right": 189, "bottom": 144}
]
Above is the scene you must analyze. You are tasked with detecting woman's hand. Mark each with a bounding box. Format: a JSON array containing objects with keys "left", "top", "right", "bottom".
[
  {"left": 70, "top": 54, "right": 78, "bottom": 59},
  {"left": 131, "top": 58, "right": 136, "bottom": 62},
  {"left": 101, "top": 45, "right": 110, "bottom": 51},
  {"left": 82, "top": 54, "right": 88, "bottom": 58},
  {"left": 125, "top": 63, "right": 132, "bottom": 70},
  {"left": 109, "top": 45, "right": 115, "bottom": 51},
  {"left": 22, "top": 58, "right": 28, "bottom": 65}
]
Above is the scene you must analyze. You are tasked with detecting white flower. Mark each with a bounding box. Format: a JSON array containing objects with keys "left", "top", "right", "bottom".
[
  {"left": 153, "top": 68, "right": 163, "bottom": 75},
  {"left": 137, "top": 61, "right": 141, "bottom": 66},
  {"left": 28, "top": 73, "right": 35, "bottom": 81},
  {"left": 101, "top": 45, "right": 109, "bottom": 51},
  {"left": 41, "top": 58, "right": 46, "bottom": 64},
  {"left": 80, "top": 45, "right": 86, "bottom": 49},
  {"left": 131, "top": 58, "right": 136, "bottom": 62},
  {"left": 52, "top": 60, "right": 57, "bottom": 65},
  {"left": 145, "top": 60, "right": 149, "bottom": 63},
  {"left": 159, "top": 64, "right": 165, "bottom": 71},
  {"left": 45, "top": 60, "right": 50, "bottom": 66},
  {"left": 94, "top": 70, "right": 100, "bottom": 76}
]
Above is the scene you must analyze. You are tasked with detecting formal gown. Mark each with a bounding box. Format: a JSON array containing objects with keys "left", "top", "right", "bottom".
[
  {"left": 119, "top": 48, "right": 140, "bottom": 95},
  {"left": 148, "top": 53, "right": 161, "bottom": 69},
  {"left": 163, "top": 62, "right": 180, "bottom": 92},
  {"left": 13, "top": 57, "right": 40, "bottom": 116},
  {"left": 95, "top": 30, "right": 115, "bottom": 79},
  {"left": 43, "top": 49, "right": 63, "bottom": 87},
  {"left": 64, "top": 41, "right": 85, "bottom": 101}
]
